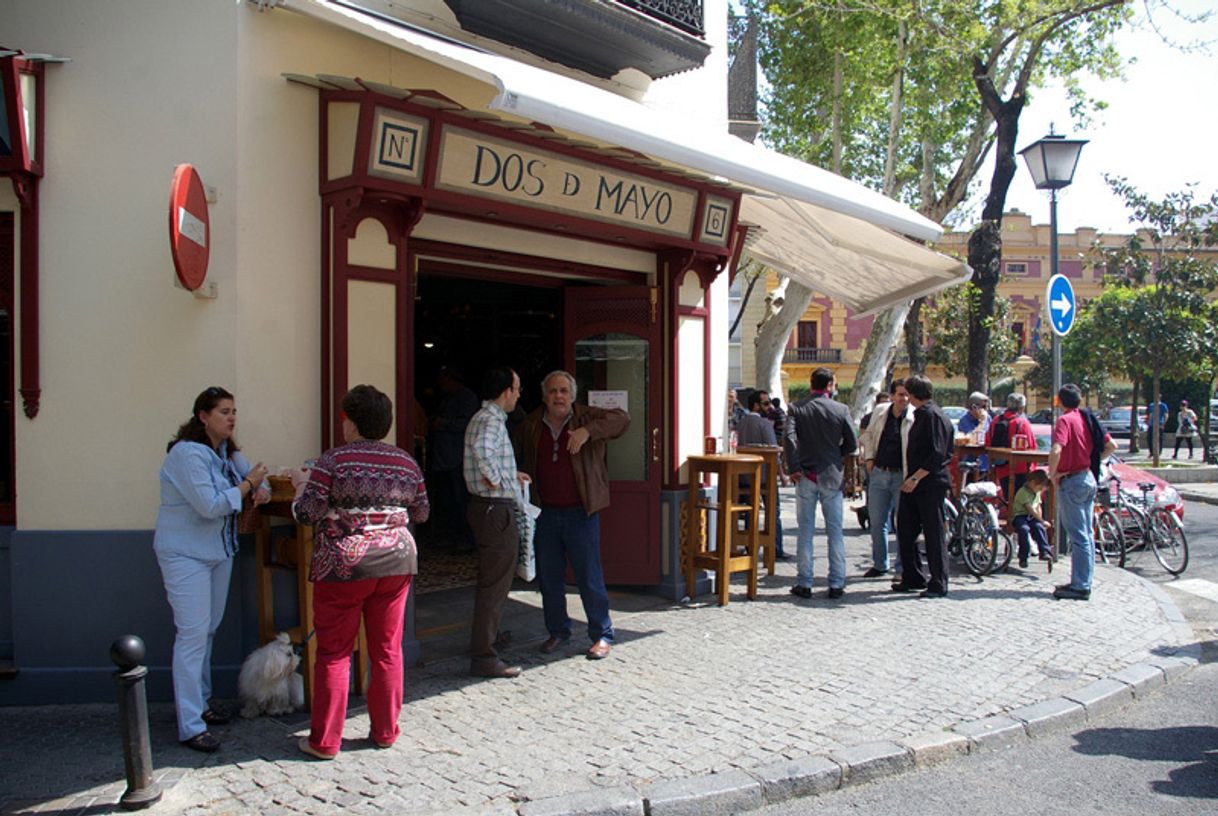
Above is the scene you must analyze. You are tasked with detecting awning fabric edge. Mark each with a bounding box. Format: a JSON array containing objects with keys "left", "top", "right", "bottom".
[{"left": 282, "top": 0, "right": 945, "bottom": 242}]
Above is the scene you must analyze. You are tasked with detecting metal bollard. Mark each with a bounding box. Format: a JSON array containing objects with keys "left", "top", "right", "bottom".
[{"left": 110, "top": 635, "right": 163, "bottom": 811}]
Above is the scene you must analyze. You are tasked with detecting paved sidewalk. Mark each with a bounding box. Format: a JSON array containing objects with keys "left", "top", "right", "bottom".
[{"left": 0, "top": 490, "right": 1198, "bottom": 816}]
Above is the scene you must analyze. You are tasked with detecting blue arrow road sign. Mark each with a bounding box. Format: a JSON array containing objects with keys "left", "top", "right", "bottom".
[{"left": 1046, "top": 273, "right": 1076, "bottom": 336}]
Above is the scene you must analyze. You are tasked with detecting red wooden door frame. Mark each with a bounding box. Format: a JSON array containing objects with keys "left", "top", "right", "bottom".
[{"left": 564, "top": 285, "right": 661, "bottom": 585}]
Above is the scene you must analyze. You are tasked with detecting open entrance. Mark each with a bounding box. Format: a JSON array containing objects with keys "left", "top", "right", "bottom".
[{"left": 412, "top": 269, "right": 563, "bottom": 596}]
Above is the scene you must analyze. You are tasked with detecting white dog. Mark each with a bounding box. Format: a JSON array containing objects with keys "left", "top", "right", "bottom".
[{"left": 238, "top": 632, "right": 305, "bottom": 718}]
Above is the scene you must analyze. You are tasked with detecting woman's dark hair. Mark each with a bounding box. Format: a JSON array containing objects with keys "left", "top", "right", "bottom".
[
  {"left": 342, "top": 384, "right": 394, "bottom": 441},
  {"left": 480, "top": 366, "right": 516, "bottom": 401},
  {"left": 905, "top": 374, "right": 933, "bottom": 401},
  {"left": 168, "top": 386, "right": 239, "bottom": 456}
]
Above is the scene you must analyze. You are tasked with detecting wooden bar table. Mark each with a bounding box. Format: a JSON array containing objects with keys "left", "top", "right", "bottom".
[
  {"left": 683, "top": 454, "right": 763, "bottom": 606},
  {"left": 736, "top": 445, "right": 781, "bottom": 576},
  {"left": 253, "top": 499, "right": 368, "bottom": 709}
]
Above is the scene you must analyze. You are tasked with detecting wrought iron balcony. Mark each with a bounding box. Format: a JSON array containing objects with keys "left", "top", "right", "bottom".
[
  {"left": 443, "top": 0, "right": 710, "bottom": 79},
  {"left": 619, "top": 0, "right": 704, "bottom": 37},
  {"left": 783, "top": 347, "right": 843, "bottom": 364}
]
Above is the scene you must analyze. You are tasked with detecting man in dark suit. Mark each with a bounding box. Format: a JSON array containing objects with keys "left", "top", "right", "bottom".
[
  {"left": 895, "top": 374, "right": 956, "bottom": 598},
  {"left": 783, "top": 368, "right": 858, "bottom": 599}
]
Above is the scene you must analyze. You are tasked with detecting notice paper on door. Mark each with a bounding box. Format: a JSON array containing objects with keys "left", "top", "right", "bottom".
[{"left": 588, "top": 390, "right": 628, "bottom": 412}]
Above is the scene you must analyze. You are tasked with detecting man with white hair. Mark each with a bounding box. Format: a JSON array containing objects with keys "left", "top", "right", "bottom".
[
  {"left": 514, "top": 371, "right": 630, "bottom": 660},
  {"left": 986, "top": 392, "right": 1037, "bottom": 497}
]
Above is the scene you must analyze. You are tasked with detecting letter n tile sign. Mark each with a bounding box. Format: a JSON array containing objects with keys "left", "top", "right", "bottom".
[{"left": 368, "top": 107, "right": 429, "bottom": 184}]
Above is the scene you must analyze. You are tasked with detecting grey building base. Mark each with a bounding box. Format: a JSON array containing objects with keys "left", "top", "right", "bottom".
[
  {"left": 0, "top": 528, "right": 419, "bottom": 705},
  {"left": 657, "top": 488, "right": 712, "bottom": 601}
]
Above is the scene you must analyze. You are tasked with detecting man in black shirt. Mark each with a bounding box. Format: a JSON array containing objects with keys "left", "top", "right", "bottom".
[
  {"left": 858, "top": 381, "right": 913, "bottom": 577},
  {"left": 895, "top": 374, "right": 955, "bottom": 598}
]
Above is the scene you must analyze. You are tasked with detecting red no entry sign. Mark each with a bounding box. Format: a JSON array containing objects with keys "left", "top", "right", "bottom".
[{"left": 168, "top": 164, "right": 210, "bottom": 291}]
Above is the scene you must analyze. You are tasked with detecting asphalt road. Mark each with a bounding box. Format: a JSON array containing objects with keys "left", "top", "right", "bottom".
[{"left": 756, "top": 501, "right": 1218, "bottom": 816}]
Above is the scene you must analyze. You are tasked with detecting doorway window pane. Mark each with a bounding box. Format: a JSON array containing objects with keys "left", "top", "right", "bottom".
[{"left": 575, "top": 333, "right": 647, "bottom": 481}]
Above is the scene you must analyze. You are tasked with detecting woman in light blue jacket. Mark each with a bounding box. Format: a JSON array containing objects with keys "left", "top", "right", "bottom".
[{"left": 154, "top": 386, "right": 270, "bottom": 752}]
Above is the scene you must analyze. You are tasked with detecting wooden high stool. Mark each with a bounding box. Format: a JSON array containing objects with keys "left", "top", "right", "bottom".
[
  {"left": 682, "top": 454, "right": 763, "bottom": 605},
  {"left": 736, "top": 445, "right": 782, "bottom": 576},
  {"left": 254, "top": 500, "right": 368, "bottom": 710}
]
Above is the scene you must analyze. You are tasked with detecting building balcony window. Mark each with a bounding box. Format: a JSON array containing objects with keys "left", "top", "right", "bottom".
[
  {"left": 783, "top": 347, "right": 842, "bottom": 364},
  {"left": 443, "top": 0, "right": 710, "bottom": 80}
]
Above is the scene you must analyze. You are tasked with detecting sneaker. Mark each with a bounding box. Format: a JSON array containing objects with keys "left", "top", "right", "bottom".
[
  {"left": 1052, "top": 584, "right": 1090, "bottom": 601},
  {"left": 789, "top": 585, "right": 812, "bottom": 599}
]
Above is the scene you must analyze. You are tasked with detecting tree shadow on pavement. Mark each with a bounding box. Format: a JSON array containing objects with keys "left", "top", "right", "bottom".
[
  {"left": 1153, "top": 639, "right": 1218, "bottom": 665},
  {"left": 1071, "top": 725, "right": 1218, "bottom": 800}
]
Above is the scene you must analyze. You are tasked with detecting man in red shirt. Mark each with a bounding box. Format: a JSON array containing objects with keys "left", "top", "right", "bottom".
[
  {"left": 986, "top": 392, "right": 1037, "bottom": 498},
  {"left": 1047, "top": 384, "right": 1115, "bottom": 600},
  {"left": 514, "top": 371, "right": 629, "bottom": 660}
]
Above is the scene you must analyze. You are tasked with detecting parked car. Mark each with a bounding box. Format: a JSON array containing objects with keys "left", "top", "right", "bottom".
[
  {"left": 1028, "top": 423, "right": 1183, "bottom": 518},
  {"left": 942, "top": 405, "right": 968, "bottom": 428},
  {"left": 1027, "top": 408, "right": 1053, "bottom": 424},
  {"left": 1098, "top": 406, "right": 1148, "bottom": 439}
]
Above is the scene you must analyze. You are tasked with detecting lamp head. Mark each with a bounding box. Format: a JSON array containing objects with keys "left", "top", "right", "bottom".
[{"left": 1019, "top": 133, "right": 1088, "bottom": 190}]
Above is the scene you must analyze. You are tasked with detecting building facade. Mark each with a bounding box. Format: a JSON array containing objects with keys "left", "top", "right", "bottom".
[{"left": 1, "top": 0, "right": 955, "bottom": 703}]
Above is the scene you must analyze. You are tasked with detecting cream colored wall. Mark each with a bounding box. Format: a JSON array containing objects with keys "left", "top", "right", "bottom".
[{"left": 8, "top": 1, "right": 241, "bottom": 530}]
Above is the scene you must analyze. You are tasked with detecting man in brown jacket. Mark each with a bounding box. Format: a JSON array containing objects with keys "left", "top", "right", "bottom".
[{"left": 514, "top": 370, "right": 629, "bottom": 660}]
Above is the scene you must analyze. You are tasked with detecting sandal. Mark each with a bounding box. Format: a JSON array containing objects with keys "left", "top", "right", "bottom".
[
  {"left": 201, "top": 708, "right": 230, "bottom": 726},
  {"left": 298, "top": 736, "right": 337, "bottom": 760},
  {"left": 181, "top": 731, "right": 221, "bottom": 753}
]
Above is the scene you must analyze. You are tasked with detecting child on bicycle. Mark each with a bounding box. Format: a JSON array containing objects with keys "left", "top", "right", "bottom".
[{"left": 1011, "top": 469, "right": 1053, "bottom": 570}]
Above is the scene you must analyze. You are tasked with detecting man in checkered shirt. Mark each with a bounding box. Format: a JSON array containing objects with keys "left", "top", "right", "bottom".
[{"left": 463, "top": 366, "right": 531, "bottom": 678}]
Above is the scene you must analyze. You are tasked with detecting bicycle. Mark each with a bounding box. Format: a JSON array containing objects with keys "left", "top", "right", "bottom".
[
  {"left": 944, "top": 462, "right": 1011, "bottom": 576},
  {"left": 1100, "top": 464, "right": 1188, "bottom": 575}
]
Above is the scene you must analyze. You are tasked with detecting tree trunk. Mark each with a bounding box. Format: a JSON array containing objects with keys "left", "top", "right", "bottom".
[
  {"left": 1151, "top": 370, "right": 1162, "bottom": 467},
  {"left": 905, "top": 297, "right": 927, "bottom": 375},
  {"left": 1128, "top": 380, "right": 1140, "bottom": 454},
  {"left": 966, "top": 61, "right": 1025, "bottom": 394},
  {"left": 755, "top": 277, "right": 814, "bottom": 399},
  {"left": 849, "top": 302, "right": 910, "bottom": 421}
]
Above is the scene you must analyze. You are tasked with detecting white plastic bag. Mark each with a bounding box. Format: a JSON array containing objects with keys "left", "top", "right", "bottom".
[{"left": 514, "top": 480, "right": 542, "bottom": 581}]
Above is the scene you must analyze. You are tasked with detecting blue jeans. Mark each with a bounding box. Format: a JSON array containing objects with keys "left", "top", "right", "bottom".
[
  {"left": 866, "top": 468, "right": 903, "bottom": 572},
  {"left": 1057, "top": 470, "right": 1097, "bottom": 591},
  {"left": 535, "top": 507, "right": 613, "bottom": 643},
  {"left": 1011, "top": 514, "right": 1051, "bottom": 561},
  {"left": 774, "top": 491, "right": 785, "bottom": 557},
  {"left": 156, "top": 551, "right": 233, "bottom": 741},
  {"left": 794, "top": 478, "right": 846, "bottom": 589}
]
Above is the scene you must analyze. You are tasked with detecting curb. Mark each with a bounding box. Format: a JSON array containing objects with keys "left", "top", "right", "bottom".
[
  {"left": 1177, "top": 487, "right": 1218, "bottom": 507},
  {"left": 513, "top": 573, "right": 1201, "bottom": 816}
]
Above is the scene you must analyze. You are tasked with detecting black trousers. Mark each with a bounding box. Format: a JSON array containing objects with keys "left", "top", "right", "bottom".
[{"left": 897, "top": 484, "right": 949, "bottom": 592}]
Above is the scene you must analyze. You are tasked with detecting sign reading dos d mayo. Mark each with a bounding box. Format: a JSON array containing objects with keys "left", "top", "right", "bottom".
[{"left": 436, "top": 127, "right": 697, "bottom": 239}]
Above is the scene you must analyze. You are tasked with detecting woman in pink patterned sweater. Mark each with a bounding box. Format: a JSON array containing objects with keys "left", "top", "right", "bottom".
[{"left": 292, "top": 384, "right": 429, "bottom": 759}]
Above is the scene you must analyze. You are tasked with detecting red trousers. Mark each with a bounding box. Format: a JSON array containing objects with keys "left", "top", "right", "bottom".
[{"left": 308, "top": 574, "right": 412, "bottom": 754}]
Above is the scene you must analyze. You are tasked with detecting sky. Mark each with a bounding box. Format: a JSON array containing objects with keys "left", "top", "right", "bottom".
[
  {"left": 990, "top": 1, "right": 1218, "bottom": 235},
  {"left": 734, "top": 0, "right": 1218, "bottom": 236}
]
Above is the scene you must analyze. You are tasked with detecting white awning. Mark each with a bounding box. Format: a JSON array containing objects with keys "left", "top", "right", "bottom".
[
  {"left": 281, "top": 0, "right": 944, "bottom": 242},
  {"left": 739, "top": 196, "right": 971, "bottom": 317}
]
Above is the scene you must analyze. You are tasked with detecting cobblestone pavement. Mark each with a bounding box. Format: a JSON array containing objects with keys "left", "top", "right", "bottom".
[{"left": 1, "top": 490, "right": 1193, "bottom": 816}]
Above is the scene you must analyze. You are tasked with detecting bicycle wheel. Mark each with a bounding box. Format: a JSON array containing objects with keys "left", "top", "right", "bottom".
[
  {"left": 1119, "top": 505, "right": 1148, "bottom": 556},
  {"left": 1149, "top": 509, "right": 1189, "bottom": 575},
  {"left": 992, "top": 528, "right": 1013, "bottom": 573},
  {"left": 1094, "top": 509, "right": 1125, "bottom": 568},
  {"left": 959, "top": 501, "right": 997, "bottom": 576}
]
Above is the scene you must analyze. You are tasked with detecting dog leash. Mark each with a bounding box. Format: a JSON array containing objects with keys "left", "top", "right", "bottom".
[{"left": 293, "top": 628, "right": 316, "bottom": 656}]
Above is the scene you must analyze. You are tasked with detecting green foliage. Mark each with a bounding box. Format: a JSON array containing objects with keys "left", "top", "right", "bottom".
[
  {"left": 1091, "top": 178, "right": 1218, "bottom": 389},
  {"left": 922, "top": 282, "right": 1016, "bottom": 382}
]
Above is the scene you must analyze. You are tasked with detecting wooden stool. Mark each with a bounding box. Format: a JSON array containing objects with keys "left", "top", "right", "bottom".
[
  {"left": 683, "top": 454, "right": 762, "bottom": 605},
  {"left": 737, "top": 445, "right": 782, "bottom": 576},
  {"left": 254, "top": 501, "right": 368, "bottom": 710}
]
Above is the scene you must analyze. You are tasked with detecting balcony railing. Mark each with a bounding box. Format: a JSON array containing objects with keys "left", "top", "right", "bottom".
[
  {"left": 619, "top": 0, "right": 705, "bottom": 37},
  {"left": 783, "top": 347, "right": 842, "bottom": 364}
]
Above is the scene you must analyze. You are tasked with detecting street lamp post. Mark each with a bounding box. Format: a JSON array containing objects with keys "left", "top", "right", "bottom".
[{"left": 1019, "top": 130, "right": 1086, "bottom": 555}]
